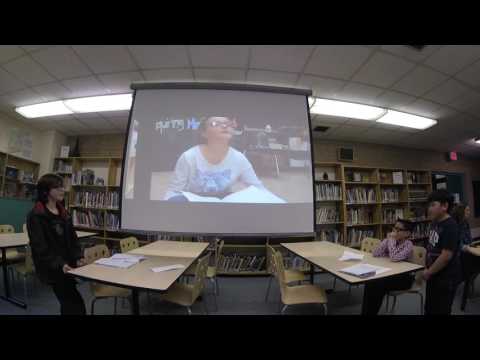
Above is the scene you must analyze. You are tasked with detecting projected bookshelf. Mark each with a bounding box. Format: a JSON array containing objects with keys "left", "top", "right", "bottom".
[
  {"left": 54, "top": 156, "right": 123, "bottom": 240},
  {"left": 0, "top": 151, "right": 39, "bottom": 200},
  {"left": 314, "top": 163, "right": 432, "bottom": 248}
]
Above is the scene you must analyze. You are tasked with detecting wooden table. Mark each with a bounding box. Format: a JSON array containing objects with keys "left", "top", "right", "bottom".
[
  {"left": 461, "top": 244, "right": 480, "bottom": 311},
  {"left": 0, "top": 231, "right": 97, "bottom": 309},
  {"left": 69, "top": 240, "right": 208, "bottom": 315},
  {"left": 281, "top": 241, "right": 424, "bottom": 315}
]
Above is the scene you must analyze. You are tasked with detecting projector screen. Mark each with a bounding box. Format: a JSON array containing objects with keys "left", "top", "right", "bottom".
[{"left": 121, "top": 83, "right": 314, "bottom": 235}]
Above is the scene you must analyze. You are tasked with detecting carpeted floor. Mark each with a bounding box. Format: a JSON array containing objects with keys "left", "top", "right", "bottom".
[{"left": 0, "top": 271, "right": 479, "bottom": 315}]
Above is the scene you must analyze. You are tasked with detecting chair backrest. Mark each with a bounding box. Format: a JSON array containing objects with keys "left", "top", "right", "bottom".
[
  {"left": 22, "top": 223, "right": 27, "bottom": 233},
  {"left": 361, "top": 237, "right": 381, "bottom": 254},
  {"left": 119, "top": 237, "right": 139, "bottom": 253},
  {"left": 411, "top": 245, "right": 427, "bottom": 285},
  {"left": 24, "top": 245, "right": 35, "bottom": 274},
  {"left": 84, "top": 245, "right": 110, "bottom": 264},
  {"left": 272, "top": 250, "right": 288, "bottom": 296},
  {"left": 214, "top": 240, "right": 225, "bottom": 268},
  {"left": 191, "top": 253, "right": 211, "bottom": 301},
  {"left": 266, "top": 244, "right": 277, "bottom": 275},
  {"left": 0, "top": 224, "right": 15, "bottom": 233}
]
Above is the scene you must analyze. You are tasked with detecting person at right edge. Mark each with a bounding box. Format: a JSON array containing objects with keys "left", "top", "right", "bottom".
[{"left": 423, "top": 190, "right": 462, "bottom": 315}]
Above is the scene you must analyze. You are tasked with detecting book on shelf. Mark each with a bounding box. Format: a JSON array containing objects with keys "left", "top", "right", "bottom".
[
  {"left": 72, "top": 209, "right": 104, "bottom": 229},
  {"left": 408, "top": 189, "right": 428, "bottom": 202},
  {"left": 412, "top": 223, "right": 429, "bottom": 239},
  {"left": 408, "top": 172, "right": 428, "bottom": 184},
  {"left": 347, "top": 208, "right": 374, "bottom": 225},
  {"left": 347, "top": 228, "right": 375, "bottom": 247},
  {"left": 218, "top": 254, "right": 266, "bottom": 272},
  {"left": 316, "top": 229, "right": 342, "bottom": 243},
  {"left": 316, "top": 207, "right": 340, "bottom": 224},
  {"left": 55, "top": 160, "right": 73, "bottom": 174},
  {"left": 382, "top": 208, "right": 404, "bottom": 223},
  {"left": 106, "top": 212, "right": 120, "bottom": 230},
  {"left": 315, "top": 183, "right": 342, "bottom": 201},
  {"left": 392, "top": 171, "right": 403, "bottom": 184},
  {"left": 346, "top": 187, "right": 376, "bottom": 204},
  {"left": 74, "top": 190, "right": 106, "bottom": 209},
  {"left": 283, "top": 254, "right": 309, "bottom": 271},
  {"left": 382, "top": 188, "right": 401, "bottom": 203}
]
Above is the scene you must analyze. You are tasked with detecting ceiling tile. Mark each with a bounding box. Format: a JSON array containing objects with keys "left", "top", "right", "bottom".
[
  {"left": 400, "top": 99, "right": 442, "bottom": 118},
  {"left": 374, "top": 90, "right": 416, "bottom": 109},
  {"left": 142, "top": 68, "right": 193, "bottom": 81},
  {"left": 100, "top": 110, "right": 130, "bottom": 118},
  {"left": 190, "top": 45, "right": 249, "bottom": 68},
  {"left": 449, "top": 90, "right": 480, "bottom": 111},
  {"left": 108, "top": 116, "right": 129, "bottom": 130},
  {"left": 332, "top": 82, "right": 383, "bottom": 105},
  {"left": 72, "top": 45, "right": 137, "bottom": 74},
  {"left": 352, "top": 51, "right": 415, "bottom": 88},
  {"left": 329, "top": 125, "right": 370, "bottom": 136},
  {"left": 32, "top": 46, "right": 92, "bottom": 80},
  {"left": 75, "top": 115, "right": 115, "bottom": 130},
  {"left": 422, "top": 78, "right": 470, "bottom": 104},
  {"left": 297, "top": 75, "right": 345, "bottom": 98},
  {"left": 250, "top": 45, "right": 314, "bottom": 72},
  {"left": 128, "top": 45, "right": 190, "bottom": 69},
  {"left": 424, "top": 45, "right": 480, "bottom": 75},
  {"left": 311, "top": 114, "right": 349, "bottom": 126},
  {"left": 98, "top": 71, "right": 143, "bottom": 93},
  {"left": 392, "top": 65, "right": 447, "bottom": 96},
  {"left": 1, "top": 88, "right": 45, "bottom": 107},
  {"left": 0, "top": 68, "right": 26, "bottom": 94},
  {"left": 304, "top": 45, "right": 371, "bottom": 80},
  {"left": 343, "top": 118, "right": 377, "bottom": 127},
  {"left": 0, "top": 46, "right": 25, "bottom": 64},
  {"left": 32, "top": 82, "right": 73, "bottom": 101},
  {"left": 380, "top": 45, "right": 441, "bottom": 63},
  {"left": 61, "top": 76, "right": 107, "bottom": 97},
  {"left": 455, "top": 60, "right": 480, "bottom": 87},
  {"left": 3, "top": 56, "right": 54, "bottom": 85},
  {"left": 246, "top": 70, "right": 298, "bottom": 86},
  {"left": 194, "top": 68, "right": 245, "bottom": 82}
]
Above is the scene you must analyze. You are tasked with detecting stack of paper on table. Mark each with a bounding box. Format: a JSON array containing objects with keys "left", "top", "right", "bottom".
[
  {"left": 151, "top": 264, "right": 185, "bottom": 273},
  {"left": 94, "top": 253, "right": 146, "bottom": 269},
  {"left": 338, "top": 250, "right": 364, "bottom": 261},
  {"left": 339, "top": 263, "right": 391, "bottom": 278}
]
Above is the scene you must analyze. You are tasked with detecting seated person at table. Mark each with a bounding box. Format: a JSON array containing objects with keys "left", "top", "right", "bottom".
[
  {"left": 452, "top": 203, "right": 472, "bottom": 251},
  {"left": 363, "top": 219, "right": 415, "bottom": 315},
  {"left": 164, "top": 116, "right": 267, "bottom": 201}
]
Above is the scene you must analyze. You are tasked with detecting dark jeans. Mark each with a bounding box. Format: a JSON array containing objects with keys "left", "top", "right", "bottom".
[
  {"left": 363, "top": 274, "right": 414, "bottom": 315},
  {"left": 425, "top": 276, "right": 458, "bottom": 315},
  {"left": 51, "top": 275, "right": 86, "bottom": 315}
]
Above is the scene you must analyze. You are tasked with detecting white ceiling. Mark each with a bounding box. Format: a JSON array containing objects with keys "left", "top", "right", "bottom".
[{"left": 0, "top": 45, "right": 479, "bottom": 158}]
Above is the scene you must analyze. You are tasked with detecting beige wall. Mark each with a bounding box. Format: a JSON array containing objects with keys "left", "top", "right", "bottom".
[
  {"left": 314, "top": 139, "right": 480, "bottom": 227},
  {"left": 38, "top": 130, "right": 68, "bottom": 176}
]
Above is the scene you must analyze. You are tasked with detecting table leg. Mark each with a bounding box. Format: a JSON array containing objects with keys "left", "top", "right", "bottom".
[
  {"left": 310, "top": 263, "right": 314, "bottom": 284},
  {"left": 0, "top": 248, "right": 26, "bottom": 309},
  {"left": 131, "top": 288, "right": 140, "bottom": 315},
  {"left": 461, "top": 276, "right": 471, "bottom": 312},
  {"left": 361, "top": 283, "right": 368, "bottom": 315}
]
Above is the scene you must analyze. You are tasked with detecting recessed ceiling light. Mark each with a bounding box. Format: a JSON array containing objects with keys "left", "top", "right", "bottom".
[
  {"left": 15, "top": 101, "right": 73, "bottom": 118},
  {"left": 376, "top": 110, "right": 437, "bottom": 130},
  {"left": 310, "top": 98, "right": 386, "bottom": 121},
  {"left": 475, "top": 137, "right": 480, "bottom": 144},
  {"left": 64, "top": 94, "right": 132, "bottom": 113}
]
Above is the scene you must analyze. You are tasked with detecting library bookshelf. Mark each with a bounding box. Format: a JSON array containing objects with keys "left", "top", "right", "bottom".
[
  {"left": 0, "top": 151, "right": 39, "bottom": 200},
  {"left": 315, "top": 162, "right": 432, "bottom": 248}
]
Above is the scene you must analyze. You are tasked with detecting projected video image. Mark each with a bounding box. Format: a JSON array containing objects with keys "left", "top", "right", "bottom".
[{"left": 145, "top": 115, "right": 312, "bottom": 204}]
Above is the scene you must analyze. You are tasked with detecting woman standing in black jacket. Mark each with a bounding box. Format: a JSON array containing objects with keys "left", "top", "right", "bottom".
[{"left": 26, "top": 173, "right": 87, "bottom": 315}]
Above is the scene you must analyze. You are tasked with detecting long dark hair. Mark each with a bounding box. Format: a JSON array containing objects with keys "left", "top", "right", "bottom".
[
  {"left": 36, "top": 173, "right": 64, "bottom": 204},
  {"left": 452, "top": 203, "right": 469, "bottom": 225}
]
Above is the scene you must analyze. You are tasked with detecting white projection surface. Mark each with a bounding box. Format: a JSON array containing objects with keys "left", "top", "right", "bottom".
[{"left": 121, "top": 87, "right": 314, "bottom": 235}]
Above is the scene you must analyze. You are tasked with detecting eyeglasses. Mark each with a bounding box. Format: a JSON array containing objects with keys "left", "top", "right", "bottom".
[
  {"left": 393, "top": 226, "right": 406, "bottom": 232},
  {"left": 209, "top": 119, "right": 236, "bottom": 129}
]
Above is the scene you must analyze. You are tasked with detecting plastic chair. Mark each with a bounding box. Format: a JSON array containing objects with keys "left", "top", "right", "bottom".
[
  {"left": 272, "top": 250, "right": 328, "bottom": 315},
  {"left": 265, "top": 244, "right": 306, "bottom": 302},
  {"left": 0, "top": 225, "right": 25, "bottom": 264},
  {"left": 11, "top": 245, "right": 36, "bottom": 309},
  {"left": 385, "top": 245, "right": 426, "bottom": 314},
  {"left": 160, "top": 253, "right": 211, "bottom": 315},
  {"left": 119, "top": 237, "right": 139, "bottom": 253},
  {"left": 84, "top": 245, "right": 131, "bottom": 315}
]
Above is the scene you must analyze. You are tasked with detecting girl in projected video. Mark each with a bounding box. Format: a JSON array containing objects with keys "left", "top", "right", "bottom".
[{"left": 164, "top": 116, "right": 271, "bottom": 202}]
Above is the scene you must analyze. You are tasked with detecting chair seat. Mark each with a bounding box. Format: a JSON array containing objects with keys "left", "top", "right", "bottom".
[
  {"left": 0, "top": 249, "right": 25, "bottom": 264},
  {"left": 161, "top": 282, "right": 194, "bottom": 307},
  {"left": 206, "top": 266, "right": 216, "bottom": 278},
  {"left": 91, "top": 283, "right": 130, "bottom": 298},
  {"left": 285, "top": 269, "right": 307, "bottom": 283},
  {"left": 282, "top": 284, "right": 327, "bottom": 305}
]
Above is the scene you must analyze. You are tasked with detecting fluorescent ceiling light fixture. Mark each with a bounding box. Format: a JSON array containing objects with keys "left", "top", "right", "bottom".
[
  {"left": 64, "top": 94, "right": 132, "bottom": 113},
  {"left": 309, "top": 98, "right": 386, "bottom": 121},
  {"left": 376, "top": 110, "right": 437, "bottom": 130},
  {"left": 15, "top": 101, "right": 73, "bottom": 118},
  {"left": 475, "top": 138, "right": 480, "bottom": 144}
]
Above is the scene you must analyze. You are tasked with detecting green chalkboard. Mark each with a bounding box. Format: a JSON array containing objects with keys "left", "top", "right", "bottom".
[{"left": 0, "top": 197, "right": 34, "bottom": 232}]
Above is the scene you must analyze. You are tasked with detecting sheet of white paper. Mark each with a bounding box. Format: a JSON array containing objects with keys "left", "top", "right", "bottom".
[
  {"left": 338, "top": 250, "right": 364, "bottom": 261},
  {"left": 111, "top": 253, "right": 146, "bottom": 262},
  {"left": 340, "top": 263, "right": 391, "bottom": 277},
  {"left": 151, "top": 264, "right": 186, "bottom": 273},
  {"left": 223, "top": 186, "right": 286, "bottom": 204},
  {"left": 181, "top": 192, "right": 221, "bottom": 202},
  {"left": 94, "top": 258, "right": 137, "bottom": 269}
]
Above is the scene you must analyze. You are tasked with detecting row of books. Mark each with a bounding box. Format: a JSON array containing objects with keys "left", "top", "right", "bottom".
[
  {"left": 55, "top": 160, "right": 73, "bottom": 174},
  {"left": 106, "top": 212, "right": 120, "bottom": 230},
  {"left": 381, "top": 189, "right": 401, "bottom": 203},
  {"left": 283, "top": 255, "right": 309, "bottom": 271},
  {"left": 218, "top": 254, "right": 266, "bottom": 272},
  {"left": 407, "top": 172, "right": 428, "bottom": 184},
  {"left": 346, "top": 187, "right": 376, "bottom": 204},
  {"left": 315, "top": 183, "right": 342, "bottom": 201},
  {"left": 316, "top": 207, "right": 340, "bottom": 224},
  {"left": 73, "top": 190, "right": 119, "bottom": 209},
  {"left": 408, "top": 189, "right": 428, "bottom": 202},
  {"left": 72, "top": 209, "right": 120, "bottom": 230},
  {"left": 316, "top": 229, "right": 343, "bottom": 243},
  {"left": 346, "top": 228, "right": 375, "bottom": 247},
  {"left": 347, "top": 208, "right": 374, "bottom": 225},
  {"left": 383, "top": 208, "right": 404, "bottom": 224},
  {"left": 412, "top": 223, "right": 429, "bottom": 240}
]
